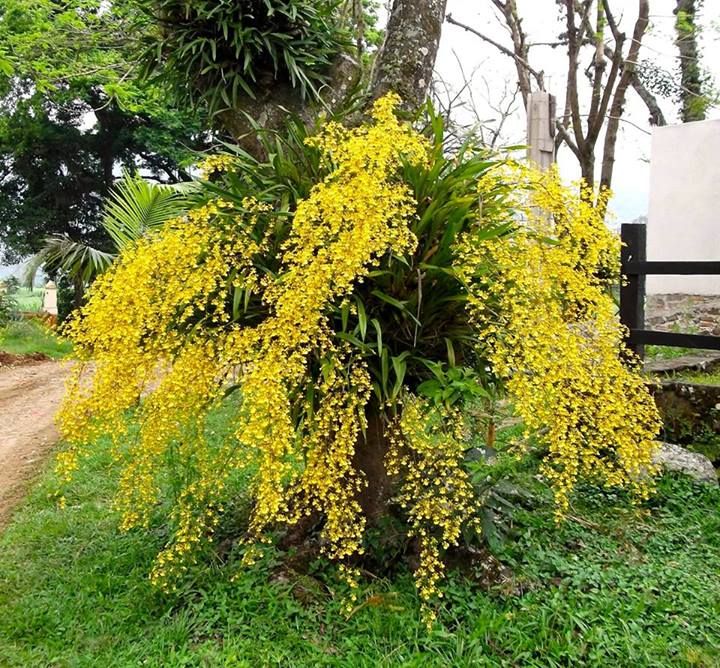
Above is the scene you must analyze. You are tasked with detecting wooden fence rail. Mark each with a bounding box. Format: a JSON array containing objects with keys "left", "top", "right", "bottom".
[{"left": 619, "top": 223, "right": 720, "bottom": 360}]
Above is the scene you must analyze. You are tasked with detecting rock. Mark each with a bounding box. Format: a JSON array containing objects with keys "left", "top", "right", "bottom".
[
  {"left": 653, "top": 442, "right": 718, "bottom": 485},
  {"left": 644, "top": 353, "right": 720, "bottom": 376}
]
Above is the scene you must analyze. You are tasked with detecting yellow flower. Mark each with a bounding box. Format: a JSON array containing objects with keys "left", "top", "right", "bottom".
[
  {"left": 457, "top": 163, "right": 661, "bottom": 516},
  {"left": 57, "top": 94, "right": 429, "bottom": 589}
]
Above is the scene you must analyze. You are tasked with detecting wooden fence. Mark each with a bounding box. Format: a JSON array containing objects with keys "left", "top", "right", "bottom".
[{"left": 619, "top": 223, "right": 720, "bottom": 360}]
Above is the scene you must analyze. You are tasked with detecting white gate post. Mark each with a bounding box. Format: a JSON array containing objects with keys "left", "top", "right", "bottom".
[{"left": 42, "top": 281, "right": 58, "bottom": 315}]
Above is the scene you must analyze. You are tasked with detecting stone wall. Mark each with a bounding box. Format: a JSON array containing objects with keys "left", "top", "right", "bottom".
[{"left": 646, "top": 294, "right": 720, "bottom": 336}]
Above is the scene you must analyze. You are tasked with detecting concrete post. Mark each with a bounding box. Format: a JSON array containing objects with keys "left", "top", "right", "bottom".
[{"left": 527, "top": 91, "right": 556, "bottom": 171}]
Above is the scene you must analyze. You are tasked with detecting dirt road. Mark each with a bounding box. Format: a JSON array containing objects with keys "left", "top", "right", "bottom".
[{"left": 0, "top": 359, "right": 69, "bottom": 526}]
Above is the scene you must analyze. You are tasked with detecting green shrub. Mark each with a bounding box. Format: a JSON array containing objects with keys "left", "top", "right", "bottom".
[
  {"left": 0, "top": 319, "right": 72, "bottom": 358},
  {"left": 3, "top": 275, "right": 20, "bottom": 294},
  {"left": 0, "top": 291, "right": 19, "bottom": 326}
]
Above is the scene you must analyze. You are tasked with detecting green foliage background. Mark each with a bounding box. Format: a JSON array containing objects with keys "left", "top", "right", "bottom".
[{"left": 0, "top": 0, "right": 207, "bottom": 263}]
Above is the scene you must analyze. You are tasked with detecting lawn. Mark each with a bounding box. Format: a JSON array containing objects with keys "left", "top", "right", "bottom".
[
  {"left": 645, "top": 345, "right": 720, "bottom": 362},
  {"left": 0, "top": 319, "right": 72, "bottom": 358},
  {"left": 1, "top": 419, "right": 719, "bottom": 667},
  {"left": 11, "top": 287, "right": 43, "bottom": 313}
]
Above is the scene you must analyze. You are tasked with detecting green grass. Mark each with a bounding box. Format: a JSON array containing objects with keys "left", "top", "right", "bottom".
[
  {"left": 0, "top": 319, "right": 72, "bottom": 358},
  {"left": 669, "top": 367, "right": 720, "bottom": 387},
  {"left": 11, "top": 287, "right": 43, "bottom": 313},
  {"left": 645, "top": 345, "right": 703, "bottom": 361},
  {"left": 1, "top": 426, "right": 719, "bottom": 667}
]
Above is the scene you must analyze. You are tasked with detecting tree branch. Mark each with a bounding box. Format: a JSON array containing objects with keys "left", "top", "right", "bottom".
[
  {"left": 630, "top": 71, "right": 667, "bottom": 126},
  {"left": 445, "top": 12, "right": 544, "bottom": 106},
  {"left": 555, "top": 120, "right": 581, "bottom": 158},
  {"left": 600, "top": 0, "right": 650, "bottom": 194},
  {"left": 563, "top": 0, "right": 587, "bottom": 162}
]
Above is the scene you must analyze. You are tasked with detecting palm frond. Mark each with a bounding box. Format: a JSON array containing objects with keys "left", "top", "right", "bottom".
[
  {"left": 35, "top": 235, "right": 116, "bottom": 284},
  {"left": 103, "top": 172, "right": 189, "bottom": 250}
]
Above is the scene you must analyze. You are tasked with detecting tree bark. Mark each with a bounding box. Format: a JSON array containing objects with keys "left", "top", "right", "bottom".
[
  {"left": 218, "top": 54, "right": 361, "bottom": 158},
  {"left": 370, "top": 0, "right": 448, "bottom": 112},
  {"left": 599, "top": 0, "right": 649, "bottom": 194},
  {"left": 675, "top": 0, "right": 706, "bottom": 122},
  {"left": 490, "top": 0, "right": 538, "bottom": 109},
  {"left": 219, "top": 0, "right": 448, "bottom": 154},
  {"left": 354, "top": 405, "right": 393, "bottom": 523},
  {"left": 579, "top": 149, "right": 595, "bottom": 190}
]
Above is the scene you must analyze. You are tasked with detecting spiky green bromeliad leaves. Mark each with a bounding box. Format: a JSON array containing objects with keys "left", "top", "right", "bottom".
[{"left": 139, "top": 0, "right": 352, "bottom": 117}]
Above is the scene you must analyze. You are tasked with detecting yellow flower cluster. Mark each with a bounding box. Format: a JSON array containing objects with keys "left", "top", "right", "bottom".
[
  {"left": 216, "top": 94, "right": 428, "bottom": 568},
  {"left": 387, "top": 398, "right": 478, "bottom": 625},
  {"left": 289, "top": 356, "right": 371, "bottom": 563},
  {"left": 458, "top": 165, "right": 661, "bottom": 515},
  {"left": 56, "top": 199, "right": 251, "bottom": 486},
  {"left": 56, "top": 97, "right": 661, "bottom": 619},
  {"left": 57, "top": 94, "right": 430, "bottom": 589},
  {"left": 196, "top": 154, "right": 236, "bottom": 179}
]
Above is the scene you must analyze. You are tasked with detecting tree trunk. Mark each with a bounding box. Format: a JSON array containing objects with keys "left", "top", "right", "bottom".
[
  {"left": 219, "top": 0, "right": 449, "bottom": 154},
  {"left": 580, "top": 150, "right": 595, "bottom": 190},
  {"left": 675, "top": 0, "right": 706, "bottom": 122},
  {"left": 279, "top": 405, "right": 394, "bottom": 553},
  {"left": 354, "top": 405, "right": 393, "bottom": 523},
  {"left": 72, "top": 275, "right": 85, "bottom": 312},
  {"left": 370, "top": 0, "right": 448, "bottom": 112},
  {"left": 218, "top": 54, "right": 361, "bottom": 158}
]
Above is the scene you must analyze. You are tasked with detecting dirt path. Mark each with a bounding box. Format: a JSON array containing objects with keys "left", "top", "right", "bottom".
[{"left": 0, "top": 360, "right": 70, "bottom": 526}]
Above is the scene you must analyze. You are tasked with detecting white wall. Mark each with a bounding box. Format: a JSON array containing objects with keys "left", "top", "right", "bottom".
[{"left": 647, "top": 119, "right": 720, "bottom": 295}]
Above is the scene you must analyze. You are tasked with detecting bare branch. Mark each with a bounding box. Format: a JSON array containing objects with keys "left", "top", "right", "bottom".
[
  {"left": 629, "top": 72, "right": 667, "bottom": 126},
  {"left": 600, "top": 0, "right": 650, "bottom": 194},
  {"left": 602, "top": 0, "right": 623, "bottom": 41},
  {"left": 585, "top": 2, "right": 607, "bottom": 136},
  {"left": 555, "top": 120, "right": 581, "bottom": 158},
  {"left": 446, "top": 11, "right": 544, "bottom": 107},
  {"left": 444, "top": 13, "right": 543, "bottom": 86},
  {"left": 563, "top": 0, "right": 586, "bottom": 159}
]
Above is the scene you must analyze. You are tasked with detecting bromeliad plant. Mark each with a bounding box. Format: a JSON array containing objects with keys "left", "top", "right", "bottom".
[
  {"left": 138, "top": 0, "right": 350, "bottom": 117},
  {"left": 56, "top": 95, "right": 660, "bottom": 622}
]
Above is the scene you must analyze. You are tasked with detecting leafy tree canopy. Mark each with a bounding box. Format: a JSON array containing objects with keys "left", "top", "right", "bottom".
[{"left": 0, "top": 0, "right": 208, "bottom": 262}]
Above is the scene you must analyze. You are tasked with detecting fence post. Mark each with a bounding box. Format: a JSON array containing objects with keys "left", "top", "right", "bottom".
[{"left": 620, "top": 223, "right": 646, "bottom": 360}]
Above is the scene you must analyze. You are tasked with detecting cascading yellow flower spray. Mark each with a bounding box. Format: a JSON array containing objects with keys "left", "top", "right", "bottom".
[
  {"left": 387, "top": 398, "right": 479, "bottom": 626},
  {"left": 57, "top": 94, "right": 430, "bottom": 592},
  {"left": 56, "top": 97, "right": 660, "bottom": 623},
  {"left": 458, "top": 165, "right": 661, "bottom": 517}
]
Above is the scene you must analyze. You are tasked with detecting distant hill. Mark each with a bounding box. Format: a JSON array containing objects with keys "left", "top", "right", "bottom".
[{"left": 0, "top": 261, "right": 45, "bottom": 286}]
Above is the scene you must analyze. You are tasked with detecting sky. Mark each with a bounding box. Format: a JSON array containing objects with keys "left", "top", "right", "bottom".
[{"left": 432, "top": 0, "right": 720, "bottom": 223}]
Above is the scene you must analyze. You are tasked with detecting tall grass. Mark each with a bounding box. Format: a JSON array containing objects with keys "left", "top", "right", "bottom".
[{"left": 11, "top": 287, "right": 43, "bottom": 313}]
